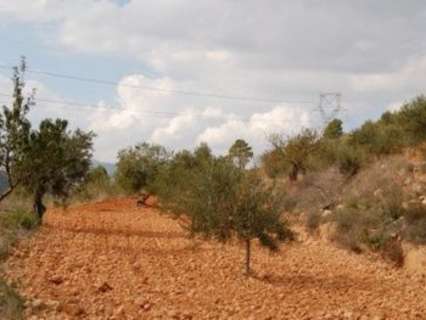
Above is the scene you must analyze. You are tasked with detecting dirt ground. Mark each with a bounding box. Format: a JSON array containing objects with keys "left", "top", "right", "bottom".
[{"left": 3, "top": 197, "right": 426, "bottom": 319}]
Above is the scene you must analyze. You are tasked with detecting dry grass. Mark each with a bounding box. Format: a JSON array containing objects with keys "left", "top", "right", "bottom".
[
  {"left": 0, "top": 195, "right": 38, "bottom": 320},
  {"left": 0, "top": 279, "right": 24, "bottom": 320}
]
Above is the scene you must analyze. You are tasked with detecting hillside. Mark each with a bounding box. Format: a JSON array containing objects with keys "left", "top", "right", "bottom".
[{"left": 3, "top": 197, "right": 426, "bottom": 319}]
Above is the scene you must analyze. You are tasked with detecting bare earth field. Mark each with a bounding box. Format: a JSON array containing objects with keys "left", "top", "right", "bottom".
[{"left": 4, "top": 198, "right": 426, "bottom": 319}]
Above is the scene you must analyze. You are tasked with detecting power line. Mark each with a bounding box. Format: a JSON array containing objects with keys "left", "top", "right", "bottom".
[
  {"left": 0, "top": 92, "right": 257, "bottom": 120},
  {"left": 0, "top": 64, "right": 316, "bottom": 105},
  {"left": 0, "top": 92, "right": 183, "bottom": 118}
]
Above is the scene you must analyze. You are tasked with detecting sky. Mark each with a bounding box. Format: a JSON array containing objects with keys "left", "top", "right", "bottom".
[{"left": 0, "top": 1, "right": 425, "bottom": 163}]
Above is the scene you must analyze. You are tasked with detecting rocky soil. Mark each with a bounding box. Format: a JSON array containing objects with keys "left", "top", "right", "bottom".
[{"left": 3, "top": 197, "right": 426, "bottom": 319}]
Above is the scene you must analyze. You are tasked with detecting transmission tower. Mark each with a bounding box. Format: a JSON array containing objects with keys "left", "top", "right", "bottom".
[{"left": 318, "top": 92, "right": 342, "bottom": 126}]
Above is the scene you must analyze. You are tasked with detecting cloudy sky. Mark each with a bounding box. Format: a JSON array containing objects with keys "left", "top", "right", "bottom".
[{"left": 0, "top": 1, "right": 425, "bottom": 162}]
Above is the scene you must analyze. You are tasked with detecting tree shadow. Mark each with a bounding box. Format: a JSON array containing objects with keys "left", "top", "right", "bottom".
[
  {"left": 43, "top": 224, "right": 185, "bottom": 239},
  {"left": 252, "top": 272, "right": 376, "bottom": 292}
]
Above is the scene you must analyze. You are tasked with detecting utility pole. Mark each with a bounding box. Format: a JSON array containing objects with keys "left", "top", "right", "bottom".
[{"left": 318, "top": 92, "right": 342, "bottom": 127}]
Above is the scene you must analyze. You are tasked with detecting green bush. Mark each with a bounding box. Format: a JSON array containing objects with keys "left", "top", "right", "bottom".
[
  {"left": 336, "top": 144, "right": 365, "bottom": 176},
  {"left": 323, "top": 118, "right": 343, "bottom": 140},
  {"left": 0, "top": 210, "right": 38, "bottom": 231},
  {"left": 396, "top": 96, "right": 426, "bottom": 144},
  {"left": 115, "top": 142, "right": 171, "bottom": 194},
  {"left": 348, "top": 109, "right": 408, "bottom": 156},
  {"left": 403, "top": 205, "right": 426, "bottom": 244},
  {"left": 332, "top": 201, "right": 403, "bottom": 258},
  {"left": 0, "top": 209, "right": 38, "bottom": 259}
]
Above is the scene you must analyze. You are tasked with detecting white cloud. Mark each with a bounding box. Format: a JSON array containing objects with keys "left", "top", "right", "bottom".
[
  {"left": 1, "top": 1, "right": 426, "bottom": 161},
  {"left": 196, "top": 106, "right": 311, "bottom": 154},
  {"left": 386, "top": 101, "right": 403, "bottom": 112}
]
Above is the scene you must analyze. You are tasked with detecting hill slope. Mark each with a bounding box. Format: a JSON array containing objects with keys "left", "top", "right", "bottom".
[{"left": 4, "top": 198, "right": 426, "bottom": 319}]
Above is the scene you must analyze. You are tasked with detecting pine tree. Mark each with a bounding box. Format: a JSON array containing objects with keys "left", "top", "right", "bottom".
[{"left": 228, "top": 139, "right": 254, "bottom": 169}]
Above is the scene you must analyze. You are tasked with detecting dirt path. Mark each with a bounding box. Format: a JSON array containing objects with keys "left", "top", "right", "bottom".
[{"left": 4, "top": 198, "right": 426, "bottom": 319}]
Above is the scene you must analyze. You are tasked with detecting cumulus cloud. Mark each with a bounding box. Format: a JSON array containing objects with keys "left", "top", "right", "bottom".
[
  {"left": 196, "top": 106, "right": 311, "bottom": 155},
  {"left": 1, "top": 1, "right": 426, "bottom": 161},
  {"left": 83, "top": 73, "right": 313, "bottom": 160}
]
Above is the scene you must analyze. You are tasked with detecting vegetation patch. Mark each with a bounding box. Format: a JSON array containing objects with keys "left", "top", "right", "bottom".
[
  {"left": 0, "top": 279, "right": 24, "bottom": 320},
  {"left": 0, "top": 208, "right": 37, "bottom": 319}
]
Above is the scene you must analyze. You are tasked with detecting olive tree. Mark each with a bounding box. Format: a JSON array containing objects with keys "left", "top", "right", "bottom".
[
  {"left": 270, "top": 129, "right": 320, "bottom": 181},
  {"left": 0, "top": 58, "right": 34, "bottom": 201},
  {"left": 156, "top": 152, "right": 293, "bottom": 275},
  {"left": 115, "top": 142, "right": 170, "bottom": 194},
  {"left": 21, "top": 119, "right": 94, "bottom": 220},
  {"left": 0, "top": 59, "right": 94, "bottom": 221}
]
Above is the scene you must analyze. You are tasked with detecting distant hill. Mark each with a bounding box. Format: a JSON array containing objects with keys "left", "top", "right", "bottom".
[{"left": 92, "top": 160, "right": 116, "bottom": 176}]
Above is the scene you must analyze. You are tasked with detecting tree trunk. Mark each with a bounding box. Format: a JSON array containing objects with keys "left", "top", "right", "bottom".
[
  {"left": 33, "top": 191, "right": 46, "bottom": 222},
  {"left": 0, "top": 186, "right": 15, "bottom": 202},
  {"left": 245, "top": 239, "right": 251, "bottom": 275},
  {"left": 289, "top": 164, "right": 299, "bottom": 182}
]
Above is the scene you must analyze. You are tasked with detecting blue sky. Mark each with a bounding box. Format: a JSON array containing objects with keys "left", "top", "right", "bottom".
[{"left": 0, "top": 1, "right": 425, "bottom": 162}]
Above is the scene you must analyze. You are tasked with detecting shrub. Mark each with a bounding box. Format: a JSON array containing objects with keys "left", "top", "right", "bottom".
[
  {"left": 323, "top": 118, "right": 343, "bottom": 139},
  {"left": 350, "top": 118, "right": 404, "bottom": 156},
  {"left": 0, "top": 210, "right": 38, "bottom": 231},
  {"left": 396, "top": 96, "right": 426, "bottom": 144},
  {"left": 332, "top": 208, "right": 367, "bottom": 253},
  {"left": 332, "top": 204, "right": 401, "bottom": 257},
  {"left": 0, "top": 279, "right": 24, "bottom": 320},
  {"left": 336, "top": 143, "right": 365, "bottom": 176},
  {"left": 403, "top": 205, "right": 426, "bottom": 244},
  {"left": 381, "top": 237, "right": 404, "bottom": 267},
  {"left": 0, "top": 209, "right": 38, "bottom": 259},
  {"left": 260, "top": 149, "right": 289, "bottom": 179},
  {"left": 305, "top": 211, "right": 321, "bottom": 234}
]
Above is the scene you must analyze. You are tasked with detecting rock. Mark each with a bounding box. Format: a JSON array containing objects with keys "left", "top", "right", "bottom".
[
  {"left": 31, "top": 299, "right": 45, "bottom": 310},
  {"left": 374, "top": 189, "right": 383, "bottom": 197},
  {"left": 412, "top": 182, "right": 424, "bottom": 194},
  {"left": 135, "top": 296, "right": 147, "bottom": 308},
  {"left": 167, "top": 310, "right": 179, "bottom": 318},
  {"left": 182, "top": 311, "right": 193, "bottom": 319},
  {"left": 404, "top": 177, "right": 413, "bottom": 186},
  {"left": 322, "top": 209, "right": 332, "bottom": 217},
  {"left": 114, "top": 305, "right": 125, "bottom": 316},
  {"left": 143, "top": 302, "right": 152, "bottom": 311},
  {"left": 417, "top": 162, "right": 426, "bottom": 174},
  {"left": 45, "top": 299, "right": 60, "bottom": 310},
  {"left": 49, "top": 275, "right": 64, "bottom": 285},
  {"left": 98, "top": 281, "right": 113, "bottom": 293},
  {"left": 63, "top": 303, "right": 85, "bottom": 317}
]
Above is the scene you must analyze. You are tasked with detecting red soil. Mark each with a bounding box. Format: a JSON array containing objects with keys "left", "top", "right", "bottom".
[{"left": 4, "top": 197, "right": 426, "bottom": 319}]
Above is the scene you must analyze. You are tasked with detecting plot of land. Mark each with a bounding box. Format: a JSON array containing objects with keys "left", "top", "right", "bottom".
[{"left": 4, "top": 198, "right": 426, "bottom": 319}]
